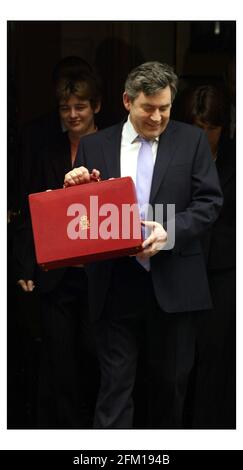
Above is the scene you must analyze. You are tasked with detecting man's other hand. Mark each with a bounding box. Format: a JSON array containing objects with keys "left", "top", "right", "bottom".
[{"left": 137, "top": 220, "right": 168, "bottom": 259}]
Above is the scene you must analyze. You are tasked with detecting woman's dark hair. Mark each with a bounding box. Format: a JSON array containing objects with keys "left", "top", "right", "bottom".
[
  {"left": 55, "top": 73, "right": 101, "bottom": 110},
  {"left": 182, "top": 85, "right": 229, "bottom": 128}
]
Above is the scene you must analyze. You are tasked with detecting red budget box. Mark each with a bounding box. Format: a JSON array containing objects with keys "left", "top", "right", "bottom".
[{"left": 28, "top": 177, "right": 143, "bottom": 270}]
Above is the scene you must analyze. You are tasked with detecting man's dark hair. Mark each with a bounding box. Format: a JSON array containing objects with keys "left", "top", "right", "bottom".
[{"left": 125, "top": 61, "right": 178, "bottom": 102}]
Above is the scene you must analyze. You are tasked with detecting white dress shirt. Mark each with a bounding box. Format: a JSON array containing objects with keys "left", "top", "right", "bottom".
[{"left": 120, "top": 116, "right": 158, "bottom": 184}]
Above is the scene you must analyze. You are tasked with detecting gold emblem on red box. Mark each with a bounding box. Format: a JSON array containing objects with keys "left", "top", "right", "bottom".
[{"left": 79, "top": 215, "right": 90, "bottom": 230}]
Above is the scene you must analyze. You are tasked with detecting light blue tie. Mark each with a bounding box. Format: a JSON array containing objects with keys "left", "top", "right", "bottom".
[{"left": 136, "top": 137, "right": 154, "bottom": 271}]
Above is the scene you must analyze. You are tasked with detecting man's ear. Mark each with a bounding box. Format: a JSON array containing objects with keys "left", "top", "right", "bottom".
[{"left": 123, "top": 92, "right": 131, "bottom": 112}]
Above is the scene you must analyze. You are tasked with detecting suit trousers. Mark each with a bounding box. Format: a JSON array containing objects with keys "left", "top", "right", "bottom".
[
  {"left": 37, "top": 267, "right": 99, "bottom": 428},
  {"left": 93, "top": 257, "right": 202, "bottom": 429}
]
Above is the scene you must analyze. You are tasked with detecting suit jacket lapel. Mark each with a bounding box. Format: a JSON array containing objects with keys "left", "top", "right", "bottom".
[
  {"left": 100, "top": 123, "right": 124, "bottom": 179},
  {"left": 149, "top": 121, "right": 176, "bottom": 203}
]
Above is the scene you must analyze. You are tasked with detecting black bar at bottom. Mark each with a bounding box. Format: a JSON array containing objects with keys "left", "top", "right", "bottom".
[{"left": 0, "top": 450, "right": 242, "bottom": 467}]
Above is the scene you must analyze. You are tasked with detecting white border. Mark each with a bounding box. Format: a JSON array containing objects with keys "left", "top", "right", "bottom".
[{"left": 1, "top": 0, "right": 242, "bottom": 452}]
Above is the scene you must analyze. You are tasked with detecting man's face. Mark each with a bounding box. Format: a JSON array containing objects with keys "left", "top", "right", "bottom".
[
  {"left": 59, "top": 94, "right": 100, "bottom": 137},
  {"left": 123, "top": 86, "right": 172, "bottom": 139}
]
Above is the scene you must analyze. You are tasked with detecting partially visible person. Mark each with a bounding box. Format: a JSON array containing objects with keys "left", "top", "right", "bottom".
[
  {"left": 13, "top": 73, "right": 101, "bottom": 428},
  {"left": 181, "top": 84, "right": 236, "bottom": 428},
  {"left": 16, "top": 56, "right": 95, "bottom": 210},
  {"left": 63, "top": 62, "right": 223, "bottom": 429},
  {"left": 225, "top": 55, "right": 236, "bottom": 141}
]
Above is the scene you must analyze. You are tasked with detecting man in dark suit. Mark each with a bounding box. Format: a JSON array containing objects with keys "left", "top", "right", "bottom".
[{"left": 64, "top": 61, "right": 223, "bottom": 429}]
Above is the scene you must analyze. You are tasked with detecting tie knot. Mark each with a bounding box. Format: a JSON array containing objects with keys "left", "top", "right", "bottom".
[{"left": 138, "top": 136, "right": 151, "bottom": 145}]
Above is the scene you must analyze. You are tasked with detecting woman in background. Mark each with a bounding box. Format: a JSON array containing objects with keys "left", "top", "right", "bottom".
[
  {"left": 14, "top": 72, "right": 101, "bottom": 428},
  {"left": 181, "top": 85, "right": 236, "bottom": 428}
]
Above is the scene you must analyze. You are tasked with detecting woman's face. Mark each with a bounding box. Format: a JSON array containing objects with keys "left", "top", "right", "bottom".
[
  {"left": 59, "top": 94, "right": 100, "bottom": 137},
  {"left": 194, "top": 118, "right": 223, "bottom": 157}
]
